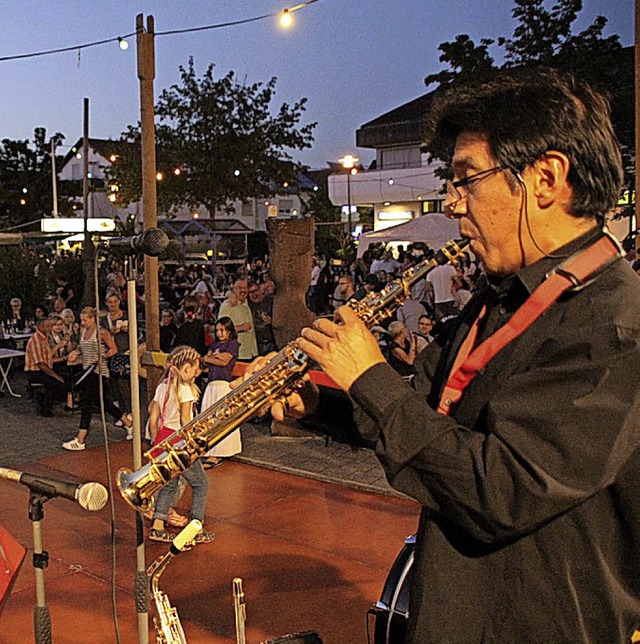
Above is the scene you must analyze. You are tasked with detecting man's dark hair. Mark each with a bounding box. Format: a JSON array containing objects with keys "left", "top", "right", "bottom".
[{"left": 426, "top": 68, "right": 623, "bottom": 219}]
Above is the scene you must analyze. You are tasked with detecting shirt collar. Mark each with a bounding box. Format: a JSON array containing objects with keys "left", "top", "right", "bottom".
[{"left": 487, "top": 226, "right": 604, "bottom": 299}]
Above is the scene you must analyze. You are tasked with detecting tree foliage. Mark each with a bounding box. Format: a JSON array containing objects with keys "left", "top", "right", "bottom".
[
  {"left": 0, "top": 128, "right": 67, "bottom": 228},
  {"left": 109, "top": 58, "right": 316, "bottom": 218},
  {"left": 424, "top": 0, "right": 629, "bottom": 153},
  {"left": 0, "top": 248, "right": 50, "bottom": 316}
]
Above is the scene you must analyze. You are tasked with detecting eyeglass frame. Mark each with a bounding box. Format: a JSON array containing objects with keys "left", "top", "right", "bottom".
[{"left": 446, "top": 165, "right": 506, "bottom": 202}]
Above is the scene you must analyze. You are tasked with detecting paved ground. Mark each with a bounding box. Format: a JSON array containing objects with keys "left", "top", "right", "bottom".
[{"left": 0, "top": 370, "right": 402, "bottom": 498}]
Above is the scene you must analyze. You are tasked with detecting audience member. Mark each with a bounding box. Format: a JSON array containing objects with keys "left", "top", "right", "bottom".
[
  {"left": 173, "top": 296, "right": 206, "bottom": 356},
  {"left": 24, "top": 317, "right": 68, "bottom": 417},
  {"left": 426, "top": 262, "right": 457, "bottom": 320},
  {"left": 47, "top": 314, "right": 75, "bottom": 411},
  {"left": 160, "top": 309, "right": 178, "bottom": 353},
  {"left": 218, "top": 280, "right": 258, "bottom": 360},
  {"left": 331, "top": 275, "right": 355, "bottom": 310},
  {"left": 386, "top": 320, "right": 417, "bottom": 379},
  {"left": 248, "top": 282, "right": 276, "bottom": 355},
  {"left": 61, "top": 307, "right": 133, "bottom": 450},
  {"left": 101, "top": 292, "right": 132, "bottom": 425},
  {"left": 397, "top": 296, "right": 428, "bottom": 335}
]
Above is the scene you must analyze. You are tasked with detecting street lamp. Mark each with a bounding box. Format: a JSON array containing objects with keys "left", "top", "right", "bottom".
[{"left": 339, "top": 154, "right": 359, "bottom": 240}]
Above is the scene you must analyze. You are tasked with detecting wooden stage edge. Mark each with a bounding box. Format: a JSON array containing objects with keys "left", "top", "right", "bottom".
[{"left": 0, "top": 440, "right": 419, "bottom": 644}]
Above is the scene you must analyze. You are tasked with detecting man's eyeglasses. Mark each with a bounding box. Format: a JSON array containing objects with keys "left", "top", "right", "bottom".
[{"left": 446, "top": 166, "right": 505, "bottom": 202}]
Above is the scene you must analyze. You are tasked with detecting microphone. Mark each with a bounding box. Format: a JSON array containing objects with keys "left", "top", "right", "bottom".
[
  {"left": 170, "top": 520, "right": 202, "bottom": 554},
  {"left": 0, "top": 467, "right": 108, "bottom": 511},
  {"left": 101, "top": 227, "right": 169, "bottom": 257}
]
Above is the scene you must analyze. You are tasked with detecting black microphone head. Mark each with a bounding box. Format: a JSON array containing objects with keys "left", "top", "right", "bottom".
[
  {"left": 135, "top": 228, "right": 170, "bottom": 257},
  {"left": 76, "top": 482, "right": 109, "bottom": 511}
]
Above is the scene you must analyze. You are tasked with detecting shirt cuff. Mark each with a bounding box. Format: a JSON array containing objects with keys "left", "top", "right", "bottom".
[{"left": 349, "top": 362, "right": 413, "bottom": 420}]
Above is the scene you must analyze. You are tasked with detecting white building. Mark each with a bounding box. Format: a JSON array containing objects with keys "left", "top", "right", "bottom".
[{"left": 328, "top": 92, "right": 446, "bottom": 231}]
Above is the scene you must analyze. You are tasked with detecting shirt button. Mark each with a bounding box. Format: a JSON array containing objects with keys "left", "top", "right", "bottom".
[{"left": 499, "top": 306, "right": 506, "bottom": 315}]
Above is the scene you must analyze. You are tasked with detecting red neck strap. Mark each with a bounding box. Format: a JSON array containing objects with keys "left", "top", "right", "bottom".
[{"left": 438, "top": 234, "right": 621, "bottom": 416}]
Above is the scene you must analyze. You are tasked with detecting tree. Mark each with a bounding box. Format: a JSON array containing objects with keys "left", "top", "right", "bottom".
[
  {"left": 109, "top": 58, "right": 316, "bottom": 220},
  {"left": 424, "top": 0, "right": 628, "bottom": 153},
  {"left": 0, "top": 128, "right": 66, "bottom": 228}
]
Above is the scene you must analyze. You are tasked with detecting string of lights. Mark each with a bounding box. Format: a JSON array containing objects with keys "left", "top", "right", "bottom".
[{"left": 0, "top": 0, "right": 324, "bottom": 64}]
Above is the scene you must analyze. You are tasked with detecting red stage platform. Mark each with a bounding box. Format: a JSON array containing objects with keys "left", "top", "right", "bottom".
[{"left": 0, "top": 441, "right": 419, "bottom": 643}]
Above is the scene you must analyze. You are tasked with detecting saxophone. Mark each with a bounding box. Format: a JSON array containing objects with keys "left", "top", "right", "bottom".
[
  {"left": 117, "top": 239, "right": 469, "bottom": 512},
  {"left": 148, "top": 520, "right": 202, "bottom": 644}
]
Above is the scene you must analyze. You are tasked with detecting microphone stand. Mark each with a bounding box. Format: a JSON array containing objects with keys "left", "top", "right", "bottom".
[
  {"left": 28, "top": 490, "right": 54, "bottom": 644},
  {"left": 124, "top": 256, "right": 149, "bottom": 644}
]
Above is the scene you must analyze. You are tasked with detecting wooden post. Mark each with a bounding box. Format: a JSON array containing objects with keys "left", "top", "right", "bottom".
[{"left": 137, "top": 14, "right": 161, "bottom": 399}]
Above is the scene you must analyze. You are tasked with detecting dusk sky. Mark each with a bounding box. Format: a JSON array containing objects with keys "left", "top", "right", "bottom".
[{"left": 0, "top": 0, "right": 633, "bottom": 170}]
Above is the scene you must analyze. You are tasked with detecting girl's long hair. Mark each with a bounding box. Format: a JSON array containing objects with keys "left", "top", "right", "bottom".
[{"left": 161, "top": 345, "right": 201, "bottom": 405}]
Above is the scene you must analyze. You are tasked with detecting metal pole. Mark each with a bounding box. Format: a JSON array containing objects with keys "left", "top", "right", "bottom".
[
  {"left": 50, "top": 138, "right": 58, "bottom": 218},
  {"left": 134, "top": 16, "right": 153, "bottom": 643},
  {"left": 347, "top": 171, "right": 352, "bottom": 240}
]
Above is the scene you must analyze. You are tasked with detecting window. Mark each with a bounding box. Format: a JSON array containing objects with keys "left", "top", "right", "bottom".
[{"left": 422, "top": 199, "right": 443, "bottom": 214}]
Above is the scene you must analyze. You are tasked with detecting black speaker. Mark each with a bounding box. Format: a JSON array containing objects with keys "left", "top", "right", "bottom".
[{"left": 263, "top": 631, "right": 323, "bottom": 644}]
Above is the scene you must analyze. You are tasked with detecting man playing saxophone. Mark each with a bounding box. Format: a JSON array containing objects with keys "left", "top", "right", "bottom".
[{"left": 262, "top": 69, "right": 640, "bottom": 643}]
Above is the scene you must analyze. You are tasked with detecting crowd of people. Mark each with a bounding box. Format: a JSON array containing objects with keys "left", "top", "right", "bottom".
[{"left": 311, "top": 241, "right": 482, "bottom": 381}]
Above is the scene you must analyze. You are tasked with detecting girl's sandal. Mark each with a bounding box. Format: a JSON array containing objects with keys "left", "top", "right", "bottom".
[
  {"left": 149, "top": 528, "right": 173, "bottom": 543},
  {"left": 193, "top": 530, "right": 216, "bottom": 544}
]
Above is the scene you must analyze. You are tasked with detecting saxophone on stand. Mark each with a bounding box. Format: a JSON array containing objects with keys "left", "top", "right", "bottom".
[
  {"left": 117, "top": 239, "right": 469, "bottom": 513},
  {"left": 148, "top": 520, "right": 202, "bottom": 644}
]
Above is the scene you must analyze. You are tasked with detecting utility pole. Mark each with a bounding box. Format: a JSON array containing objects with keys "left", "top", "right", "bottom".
[
  {"left": 51, "top": 137, "right": 58, "bottom": 218},
  {"left": 81, "top": 98, "right": 96, "bottom": 308},
  {"left": 132, "top": 15, "right": 159, "bottom": 644},
  {"left": 137, "top": 13, "right": 161, "bottom": 397}
]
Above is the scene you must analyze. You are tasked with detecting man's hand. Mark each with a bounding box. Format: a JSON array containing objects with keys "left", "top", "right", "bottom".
[
  {"left": 230, "top": 352, "right": 319, "bottom": 422},
  {"left": 298, "top": 305, "right": 386, "bottom": 392}
]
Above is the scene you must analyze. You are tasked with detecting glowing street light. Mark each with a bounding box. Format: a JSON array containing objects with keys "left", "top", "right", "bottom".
[{"left": 339, "top": 154, "right": 359, "bottom": 239}]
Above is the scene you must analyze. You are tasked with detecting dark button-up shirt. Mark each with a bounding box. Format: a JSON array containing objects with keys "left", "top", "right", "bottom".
[{"left": 314, "top": 229, "right": 640, "bottom": 642}]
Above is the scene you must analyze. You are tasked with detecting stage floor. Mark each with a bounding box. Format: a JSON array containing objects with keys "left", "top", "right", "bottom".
[{"left": 0, "top": 441, "right": 419, "bottom": 643}]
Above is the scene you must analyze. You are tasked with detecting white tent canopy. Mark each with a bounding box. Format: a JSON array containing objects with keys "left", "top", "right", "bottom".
[{"left": 357, "top": 214, "right": 461, "bottom": 258}]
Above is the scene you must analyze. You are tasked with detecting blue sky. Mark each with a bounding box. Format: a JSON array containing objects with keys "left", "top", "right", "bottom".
[{"left": 0, "top": 0, "right": 633, "bottom": 169}]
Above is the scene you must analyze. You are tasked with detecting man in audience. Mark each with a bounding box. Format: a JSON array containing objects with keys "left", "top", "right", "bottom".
[{"left": 24, "top": 318, "right": 67, "bottom": 417}]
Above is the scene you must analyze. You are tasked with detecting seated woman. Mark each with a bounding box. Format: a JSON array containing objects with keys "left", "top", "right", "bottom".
[
  {"left": 201, "top": 317, "right": 241, "bottom": 466},
  {"left": 386, "top": 320, "right": 418, "bottom": 380},
  {"left": 47, "top": 314, "right": 76, "bottom": 411}
]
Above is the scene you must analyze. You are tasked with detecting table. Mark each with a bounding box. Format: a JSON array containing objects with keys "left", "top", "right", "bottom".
[
  {"left": 7, "top": 331, "right": 33, "bottom": 349},
  {"left": 0, "top": 348, "right": 26, "bottom": 397}
]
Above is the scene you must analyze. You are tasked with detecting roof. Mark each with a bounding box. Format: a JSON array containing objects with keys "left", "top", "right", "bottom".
[
  {"left": 60, "top": 138, "right": 136, "bottom": 169},
  {"left": 163, "top": 218, "right": 252, "bottom": 237},
  {"left": 356, "top": 91, "right": 436, "bottom": 150}
]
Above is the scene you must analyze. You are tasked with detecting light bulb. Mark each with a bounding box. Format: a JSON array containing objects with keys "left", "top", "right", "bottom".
[{"left": 280, "top": 9, "right": 293, "bottom": 28}]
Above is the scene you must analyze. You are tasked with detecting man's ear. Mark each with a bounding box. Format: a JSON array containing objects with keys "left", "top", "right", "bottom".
[{"left": 532, "top": 151, "right": 571, "bottom": 209}]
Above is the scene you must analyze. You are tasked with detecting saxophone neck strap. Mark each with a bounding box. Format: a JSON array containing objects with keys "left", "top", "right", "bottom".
[{"left": 437, "top": 233, "right": 621, "bottom": 416}]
